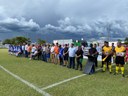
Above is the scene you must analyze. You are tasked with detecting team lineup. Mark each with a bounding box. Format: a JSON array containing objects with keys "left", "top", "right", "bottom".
[{"left": 8, "top": 41, "right": 128, "bottom": 77}]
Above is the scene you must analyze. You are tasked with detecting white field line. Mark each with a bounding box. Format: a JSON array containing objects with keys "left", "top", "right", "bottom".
[
  {"left": 41, "top": 66, "right": 106, "bottom": 90},
  {"left": 0, "top": 65, "right": 51, "bottom": 96}
]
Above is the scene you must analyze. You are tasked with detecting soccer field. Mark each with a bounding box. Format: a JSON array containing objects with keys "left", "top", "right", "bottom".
[{"left": 0, "top": 49, "right": 128, "bottom": 96}]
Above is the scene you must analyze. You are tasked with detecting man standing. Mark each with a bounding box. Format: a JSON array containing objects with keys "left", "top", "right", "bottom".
[
  {"left": 114, "top": 42, "right": 126, "bottom": 77},
  {"left": 50, "top": 44, "right": 55, "bottom": 63},
  {"left": 68, "top": 43, "right": 76, "bottom": 69},
  {"left": 22, "top": 43, "right": 25, "bottom": 57},
  {"left": 42, "top": 44, "right": 47, "bottom": 62},
  {"left": 89, "top": 44, "right": 98, "bottom": 73},
  {"left": 59, "top": 45, "right": 64, "bottom": 65},
  {"left": 45, "top": 44, "right": 51, "bottom": 63},
  {"left": 54, "top": 43, "right": 59, "bottom": 64},
  {"left": 94, "top": 44, "right": 98, "bottom": 67},
  {"left": 102, "top": 41, "right": 113, "bottom": 73},
  {"left": 76, "top": 46, "right": 84, "bottom": 71},
  {"left": 63, "top": 44, "right": 69, "bottom": 66},
  {"left": 25, "top": 43, "right": 28, "bottom": 57}
]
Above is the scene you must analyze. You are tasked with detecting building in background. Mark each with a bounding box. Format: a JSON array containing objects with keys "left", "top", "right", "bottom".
[{"left": 53, "top": 39, "right": 73, "bottom": 45}]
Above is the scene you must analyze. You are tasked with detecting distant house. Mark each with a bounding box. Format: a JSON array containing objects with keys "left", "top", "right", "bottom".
[
  {"left": 53, "top": 39, "right": 88, "bottom": 47},
  {"left": 53, "top": 39, "right": 73, "bottom": 45},
  {"left": 0, "top": 41, "right": 2, "bottom": 45},
  {"left": 0, "top": 41, "right": 6, "bottom": 48}
]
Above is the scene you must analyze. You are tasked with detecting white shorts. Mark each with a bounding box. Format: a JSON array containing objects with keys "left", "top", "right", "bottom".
[{"left": 55, "top": 54, "right": 59, "bottom": 59}]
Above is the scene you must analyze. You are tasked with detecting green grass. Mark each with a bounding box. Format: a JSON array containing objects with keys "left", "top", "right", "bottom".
[
  {"left": 0, "top": 68, "right": 42, "bottom": 96},
  {"left": 0, "top": 49, "right": 128, "bottom": 96}
]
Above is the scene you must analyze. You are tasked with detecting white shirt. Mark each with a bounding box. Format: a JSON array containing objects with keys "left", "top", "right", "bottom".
[
  {"left": 31, "top": 46, "right": 37, "bottom": 53},
  {"left": 68, "top": 47, "right": 76, "bottom": 57},
  {"left": 25, "top": 45, "right": 28, "bottom": 51},
  {"left": 33, "top": 50, "right": 38, "bottom": 55},
  {"left": 51, "top": 46, "right": 55, "bottom": 53},
  {"left": 42, "top": 46, "right": 46, "bottom": 52},
  {"left": 96, "top": 46, "right": 102, "bottom": 54},
  {"left": 22, "top": 45, "right": 25, "bottom": 51}
]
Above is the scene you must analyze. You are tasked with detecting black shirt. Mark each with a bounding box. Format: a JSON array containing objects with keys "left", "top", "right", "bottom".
[
  {"left": 63, "top": 47, "right": 69, "bottom": 56},
  {"left": 76, "top": 50, "right": 84, "bottom": 59},
  {"left": 89, "top": 48, "right": 97, "bottom": 56}
]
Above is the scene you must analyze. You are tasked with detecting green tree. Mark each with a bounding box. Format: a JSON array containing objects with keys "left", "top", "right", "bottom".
[
  {"left": 3, "top": 36, "right": 30, "bottom": 45},
  {"left": 14, "top": 37, "right": 30, "bottom": 44},
  {"left": 37, "top": 39, "right": 46, "bottom": 45},
  {"left": 117, "top": 39, "right": 122, "bottom": 42},
  {"left": 124, "top": 37, "right": 128, "bottom": 44},
  {"left": 2, "top": 39, "right": 12, "bottom": 45}
]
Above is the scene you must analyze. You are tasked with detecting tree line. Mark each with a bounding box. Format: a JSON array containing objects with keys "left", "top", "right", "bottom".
[{"left": 2, "top": 36, "right": 46, "bottom": 45}]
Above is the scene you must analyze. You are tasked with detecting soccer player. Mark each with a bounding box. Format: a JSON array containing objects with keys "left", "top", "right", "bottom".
[
  {"left": 114, "top": 42, "right": 126, "bottom": 77},
  {"left": 102, "top": 41, "right": 113, "bottom": 73}
]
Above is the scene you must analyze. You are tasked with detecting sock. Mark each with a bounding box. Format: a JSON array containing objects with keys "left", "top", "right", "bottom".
[
  {"left": 116, "top": 66, "right": 119, "bottom": 74},
  {"left": 103, "top": 64, "right": 106, "bottom": 71},
  {"left": 121, "top": 67, "right": 124, "bottom": 75},
  {"left": 108, "top": 65, "right": 112, "bottom": 72}
]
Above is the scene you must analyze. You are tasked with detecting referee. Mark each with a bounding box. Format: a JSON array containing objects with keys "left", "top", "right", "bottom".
[{"left": 114, "top": 42, "right": 126, "bottom": 77}]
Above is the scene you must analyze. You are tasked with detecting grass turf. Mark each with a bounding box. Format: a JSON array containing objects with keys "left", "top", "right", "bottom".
[
  {"left": 0, "top": 49, "right": 128, "bottom": 96},
  {"left": 0, "top": 68, "right": 42, "bottom": 96}
]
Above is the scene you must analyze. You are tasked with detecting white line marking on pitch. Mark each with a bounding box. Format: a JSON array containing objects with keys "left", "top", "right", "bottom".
[
  {"left": 0, "top": 65, "right": 51, "bottom": 96},
  {"left": 41, "top": 67, "right": 104, "bottom": 90}
]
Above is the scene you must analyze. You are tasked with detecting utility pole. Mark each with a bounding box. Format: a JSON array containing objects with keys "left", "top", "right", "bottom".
[{"left": 107, "top": 24, "right": 111, "bottom": 41}]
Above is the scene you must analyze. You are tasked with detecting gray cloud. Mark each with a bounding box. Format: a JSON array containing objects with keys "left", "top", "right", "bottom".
[
  {"left": 0, "top": 17, "right": 40, "bottom": 33},
  {"left": 1, "top": 0, "right": 128, "bottom": 25},
  {"left": 42, "top": 17, "right": 128, "bottom": 38},
  {"left": 0, "top": 0, "right": 128, "bottom": 41}
]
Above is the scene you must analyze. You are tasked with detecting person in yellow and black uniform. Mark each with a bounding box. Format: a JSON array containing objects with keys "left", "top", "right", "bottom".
[
  {"left": 102, "top": 41, "right": 113, "bottom": 73},
  {"left": 114, "top": 42, "right": 126, "bottom": 77}
]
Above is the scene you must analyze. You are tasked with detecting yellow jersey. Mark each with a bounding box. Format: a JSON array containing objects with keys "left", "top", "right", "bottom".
[
  {"left": 103, "top": 46, "right": 112, "bottom": 55},
  {"left": 115, "top": 46, "right": 126, "bottom": 56},
  {"left": 115, "top": 46, "right": 125, "bottom": 53}
]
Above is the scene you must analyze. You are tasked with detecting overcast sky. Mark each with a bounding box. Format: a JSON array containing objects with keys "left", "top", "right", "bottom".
[{"left": 0, "top": 0, "right": 128, "bottom": 41}]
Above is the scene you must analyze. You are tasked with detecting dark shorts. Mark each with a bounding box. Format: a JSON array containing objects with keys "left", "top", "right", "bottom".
[
  {"left": 64, "top": 55, "right": 68, "bottom": 61},
  {"left": 102, "top": 55, "right": 111, "bottom": 63},
  {"left": 115, "top": 56, "right": 125, "bottom": 65},
  {"left": 28, "top": 52, "right": 30, "bottom": 55}
]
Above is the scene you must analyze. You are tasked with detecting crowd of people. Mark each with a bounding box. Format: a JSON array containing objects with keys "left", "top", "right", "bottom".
[
  {"left": 8, "top": 43, "right": 85, "bottom": 71},
  {"left": 8, "top": 41, "right": 128, "bottom": 77}
]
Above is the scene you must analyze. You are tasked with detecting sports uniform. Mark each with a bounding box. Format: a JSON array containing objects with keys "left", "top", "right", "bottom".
[
  {"left": 115, "top": 46, "right": 126, "bottom": 76},
  {"left": 102, "top": 46, "right": 112, "bottom": 73}
]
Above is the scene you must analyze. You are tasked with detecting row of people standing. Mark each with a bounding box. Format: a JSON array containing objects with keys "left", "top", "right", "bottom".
[
  {"left": 50, "top": 43, "right": 84, "bottom": 71},
  {"left": 8, "top": 43, "right": 85, "bottom": 71}
]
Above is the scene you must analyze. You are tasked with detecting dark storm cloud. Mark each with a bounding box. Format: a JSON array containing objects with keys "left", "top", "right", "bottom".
[
  {"left": 41, "top": 17, "right": 128, "bottom": 38},
  {"left": 0, "top": 18, "right": 40, "bottom": 33},
  {"left": 0, "top": 0, "right": 128, "bottom": 41}
]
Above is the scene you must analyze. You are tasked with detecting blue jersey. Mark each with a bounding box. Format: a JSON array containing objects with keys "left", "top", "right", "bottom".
[{"left": 59, "top": 48, "right": 64, "bottom": 57}]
